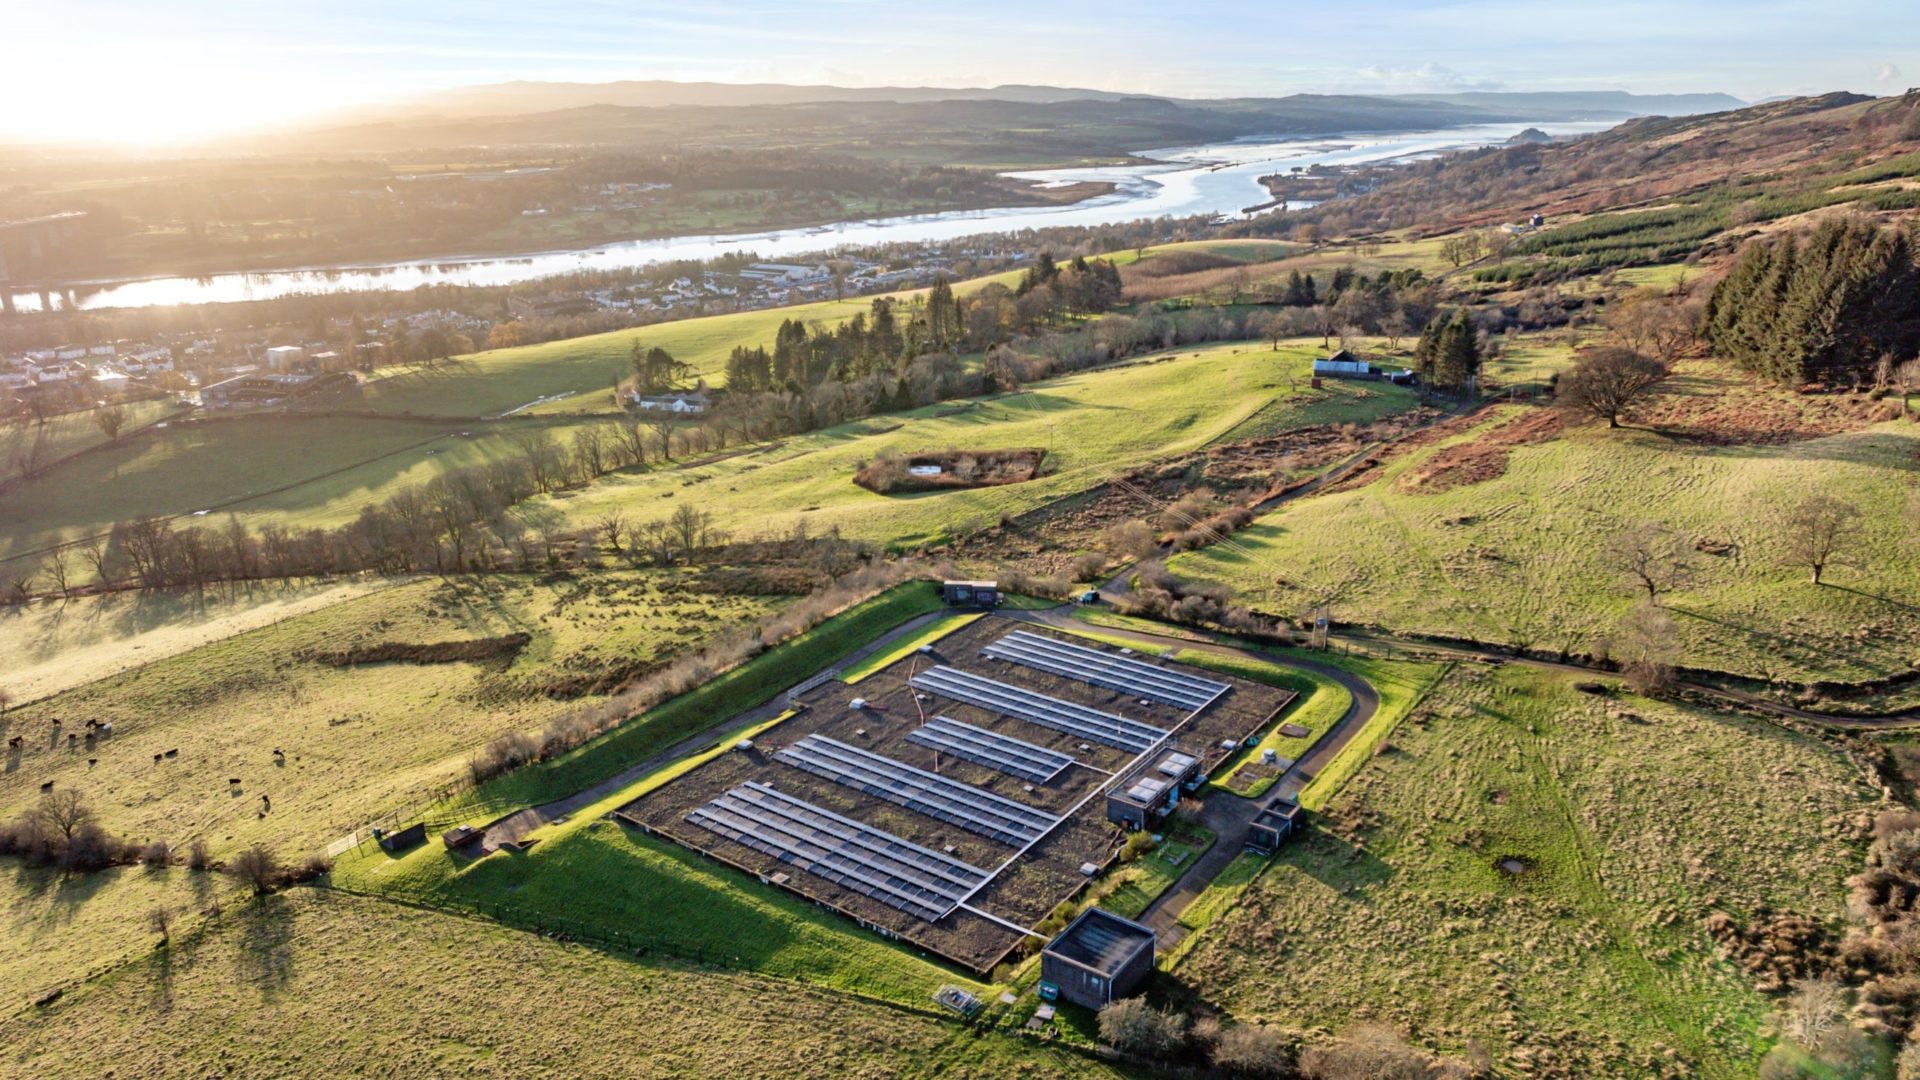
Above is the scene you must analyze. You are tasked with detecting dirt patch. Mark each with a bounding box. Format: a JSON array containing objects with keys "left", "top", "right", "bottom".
[
  {"left": 310, "top": 633, "right": 530, "bottom": 669},
  {"left": 1394, "top": 408, "right": 1563, "bottom": 495},
  {"left": 854, "top": 448, "right": 1046, "bottom": 494}
]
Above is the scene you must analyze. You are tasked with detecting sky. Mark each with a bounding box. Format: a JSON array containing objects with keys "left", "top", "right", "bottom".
[{"left": 5, "top": 0, "right": 1918, "bottom": 145}]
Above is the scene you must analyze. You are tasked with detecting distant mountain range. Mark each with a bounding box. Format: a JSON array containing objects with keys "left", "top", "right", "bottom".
[
  {"left": 262, "top": 81, "right": 1751, "bottom": 160},
  {"left": 385, "top": 79, "right": 1745, "bottom": 123}
]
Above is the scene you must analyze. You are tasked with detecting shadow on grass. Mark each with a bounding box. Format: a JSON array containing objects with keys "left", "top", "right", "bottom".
[{"left": 234, "top": 895, "right": 296, "bottom": 999}]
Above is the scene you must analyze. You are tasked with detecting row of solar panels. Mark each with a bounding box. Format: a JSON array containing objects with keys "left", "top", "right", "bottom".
[
  {"left": 982, "top": 630, "right": 1229, "bottom": 712},
  {"left": 909, "top": 665, "right": 1168, "bottom": 754},
  {"left": 776, "top": 735, "right": 1060, "bottom": 847},
  {"left": 906, "top": 716, "right": 1073, "bottom": 784},
  {"left": 687, "top": 782, "right": 988, "bottom": 922}
]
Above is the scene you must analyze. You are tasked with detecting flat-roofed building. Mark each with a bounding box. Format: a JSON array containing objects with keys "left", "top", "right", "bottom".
[{"left": 1040, "top": 908, "right": 1156, "bottom": 1009}]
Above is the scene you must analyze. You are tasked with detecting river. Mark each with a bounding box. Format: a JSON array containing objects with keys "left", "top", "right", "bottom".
[{"left": 10, "top": 120, "right": 1611, "bottom": 312}]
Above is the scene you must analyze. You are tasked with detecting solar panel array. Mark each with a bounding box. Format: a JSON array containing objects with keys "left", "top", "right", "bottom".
[
  {"left": 906, "top": 716, "right": 1074, "bottom": 783},
  {"left": 910, "top": 665, "right": 1168, "bottom": 754},
  {"left": 777, "top": 735, "right": 1060, "bottom": 846},
  {"left": 983, "top": 630, "right": 1230, "bottom": 711},
  {"left": 686, "top": 781, "right": 986, "bottom": 922}
]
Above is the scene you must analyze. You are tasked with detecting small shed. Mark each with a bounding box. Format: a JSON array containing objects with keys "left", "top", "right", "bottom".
[
  {"left": 377, "top": 822, "right": 427, "bottom": 853},
  {"left": 1312, "top": 349, "right": 1374, "bottom": 380},
  {"left": 940, "top": 580, "right": 1000, "bottom": 608},
  {"left": 1246, "top": 799, "right": 1304, "bottom": 854},
  {"left": 1040, "top": 908, "right": 1157, "bottom": 1009}
]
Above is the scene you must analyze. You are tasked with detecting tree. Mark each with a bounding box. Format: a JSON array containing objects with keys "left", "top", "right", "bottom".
[
  {"left": 1414, "top": 308, "right": 1481, "bottom": 395},
  {"left": 1609, "top": 523, "right": 1697, "bottom": 603},
  {"left": 1098, "top": 998, "right": 1187, "bottom": 1059},
  {"left": 1557, "top": 347, "right": 1671, "bottom": 428},
  {"left": 597, "top": 511, "right": 630, "bottom": 555},
  {"left": 670, "top": 503, "right": 712, "bottom": 561},
  {"left": 1893, "top": 357, "right": 1920, "bottom": 417},
  {"left": 31, "top": 790, "right": 94, "bottom": 849},
  {"left": 1781, "top": 495, "right": 1864, "bottom": 585},
  {"left": 1615, "top": 602, "right": 1679, "bottom": 696},
  {"left": 227, "top": 845, "right": 283, "bottom": 896},
  {"left": 93, "top": 404, "right": 129, "bottom": 442},
  {"left": 147, "top": 905, "right": 173, "bottom": 944}
]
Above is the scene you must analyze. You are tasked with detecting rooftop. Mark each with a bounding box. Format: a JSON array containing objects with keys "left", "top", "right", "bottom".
[{"left": 1047, "top": 908, "right": 1154, "bottom": 973}]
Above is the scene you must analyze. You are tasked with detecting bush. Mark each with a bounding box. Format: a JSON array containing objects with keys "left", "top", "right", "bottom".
[
  {"left": 1098, "top": 998, "right": 1188, "bottom": 1059},
  {"left": 227, "top": 845, "right": 284, "bottom": 896},
  {"left": 188, "top": 838, "right": 213, "bottom": 871},
  {"left": 142, "top": 839, "right": 171, "bottom": 866},
  {"left": 1213, "top": 1023, "right": 1296, "bottom": 1077},
  {"left": 1119, "top": 829, "right": 1158, "bottom": 863}
]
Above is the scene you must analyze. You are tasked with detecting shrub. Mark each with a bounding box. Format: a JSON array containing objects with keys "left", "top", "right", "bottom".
[
  {"left": 227, "top": 845, "right": 284, "bottom": 896},
  {"left": 142, "top": 839, "right": 171, "bottom": 866},
  {"left": 188, "top": 838, "right": 213, "bottom": 871},
  {"left": 1213, "top": 1023, "right": 1296, "bottom": 1077},
  {"left": 1098, "top": 998, "right": 1188, "bottom": 1059},
  {"left": 1119, "top": 829, "right": 1157, "bottom": 863}
]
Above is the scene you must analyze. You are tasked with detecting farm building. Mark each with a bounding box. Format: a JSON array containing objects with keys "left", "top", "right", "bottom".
[
  {"left": 1312, "top": 349, "right": 1417, "bottom": 385},
  {"left": 1106, "top": 747, "right": 1201, "bottom": 830},
  {"left": 1246, "top": 798, "right": 1304, "bottom": 854},
  {"left": 940, "top": 580, "right": 1000, "bottom": 607},
  {"left": 1040, "top": 908, "right": 1156, "bottom": 1009},
  {"left": 376, "top": 822, "right": 427, "bottom": 853}
]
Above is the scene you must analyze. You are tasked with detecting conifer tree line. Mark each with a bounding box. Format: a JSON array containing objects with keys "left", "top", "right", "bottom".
[
  {"left": 720, "top": 257, "right": 1122, "bottom": 392},
  {"left": 1412, "top": 307, "right": 1484, "bottom": 393},
  {"left": 1703, "top": 216, "right": 1920, "bottom": 385}
]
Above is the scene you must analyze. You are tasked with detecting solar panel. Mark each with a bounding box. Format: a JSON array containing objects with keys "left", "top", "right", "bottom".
[
  {"left": 686, "top": 782, "right": 986, "bottom": 922},
  {"left": 909, "top": 666, "right": 1168, "bottom": 753},
  {"left": 982, "top": 630, "right": 1229, "bottom": 711},
  {"left": 776, "top": 735, "right": 1060, "bottom": 846},
  {"left": 906, "top": 716, "right": 1073, "bottom": 784}
]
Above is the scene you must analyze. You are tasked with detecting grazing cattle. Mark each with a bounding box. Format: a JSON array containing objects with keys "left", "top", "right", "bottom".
[
  {"left": 153, "top": 753, "right": 164, "bottom": 763},
  {"left": 50, "top": 719, "right": 61, "bottom": 728},
  {"left": 66, "top": 734, "right": 76, "bottom": 746},
  {"left": 164, "top": 749, "right": 178, "bottom": 758},
  {"left": 87, "top": 758, "right": 97, "bottom": 767},
  {"left": 7, "top": 736, "right": 21, "bottom": 751},
  {"left": 39, "top": 781, "right": 53, "bottom": 793},
  {"left": 98, "top": 722, "right": 113, "bottom": 736},
  {"left": 260, "top": 794, "right": 272, "bottom": 813},
  {"left": 272, "top": 748, "right": 285, "bottom": 758},
  {"left": 228, "top": 778, "right": 241, "bottom": 785}
]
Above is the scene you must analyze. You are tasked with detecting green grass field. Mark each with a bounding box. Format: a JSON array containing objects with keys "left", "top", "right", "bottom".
[
  {"left": 1172, "top": 401, "right": 1920, "bottom": 684},
  {"left": 1176, "top": 664, "right": 1880, "bottom": 1078},
  {"left": 0, "top": 571, "right": 781, "bottom": 859},
  {"left": 0, "top": 413, "right": 617, "bottom": 562},
  {"left": 0, "top": 887, "right": 1135, "bottom": 1078},
  {"left": 0, "top": 578, "right": 388, "bottom": 705},
  {"left": 0, "top": 399, "right": 184, "bottom": 477},
  {"left": 544, "top": 340, "right": 1418, "bottom": 550}
]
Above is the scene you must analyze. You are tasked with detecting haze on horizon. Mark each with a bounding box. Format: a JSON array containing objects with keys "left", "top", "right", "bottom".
[{"left": 7, "top": 0, "right": 1918, "bottom": 147}]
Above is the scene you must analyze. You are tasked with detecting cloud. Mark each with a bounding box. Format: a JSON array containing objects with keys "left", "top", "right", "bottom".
[{"left": 1874, "top": 62, "right": 1903, "bottom": 85}]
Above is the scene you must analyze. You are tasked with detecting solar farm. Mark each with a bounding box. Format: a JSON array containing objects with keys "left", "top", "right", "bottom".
[{"left": 618, "top": 616, "right": 1300, "bottom": 973}]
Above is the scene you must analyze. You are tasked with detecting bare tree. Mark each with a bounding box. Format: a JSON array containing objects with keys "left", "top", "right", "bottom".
[
  {"left": 644, "top": 412, "right": 680, "bottom": 462},
  {"left": 93, "top": 404, "right": 130, "bottom": 442},
  {"left": 1893, "top": 358, "right": 1920, "bottom": 417},
  {"left": 1615, "top": 602, "right": 1680, "bottom": 696},
  {"left": 44, "top": 550, "right": 71, "bottom": 599},
  {"left": 31, "top": 790, "right": 95, "bottom": 848},
  {"left": 597, "top": 511, "right": 631, "bottom": 555},
  {"left": 1610, "top": 523, "right": 1697, "bottom": 603},
  {"left": 79, "top": 534, "right": 112, "bottom": 586},
  {"left": 1557, "top": 347, "right": 1671, "bottom": 428},
  {"left": 147, "top": 905, "right": 173, "bottom": 944},
  {"left": 227, "top": 845, "right": 283, "bottom": 896},
  {"left": 1781, "top": 495, "right": 1864, "bottom": 585},
  {"left": 670, "top": 503, "right": 711, "bottom": 561}
]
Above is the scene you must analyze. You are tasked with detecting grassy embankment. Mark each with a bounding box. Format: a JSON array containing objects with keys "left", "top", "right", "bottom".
[
  {"left": 1172, "top": 389, "right": 1920, "bottom": 684},
  {"left": 0, "top": 571, "right": 783, "bottom": 859},
  {"left": 1178, "top": 663, "right": 1881, "bottom": 1079},
  {"left": 547, "top": 339, "right": 1418, "bottom": 551},
  {"left": 0, "top": 888, "right": 1136, "bottom": 1079}
]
